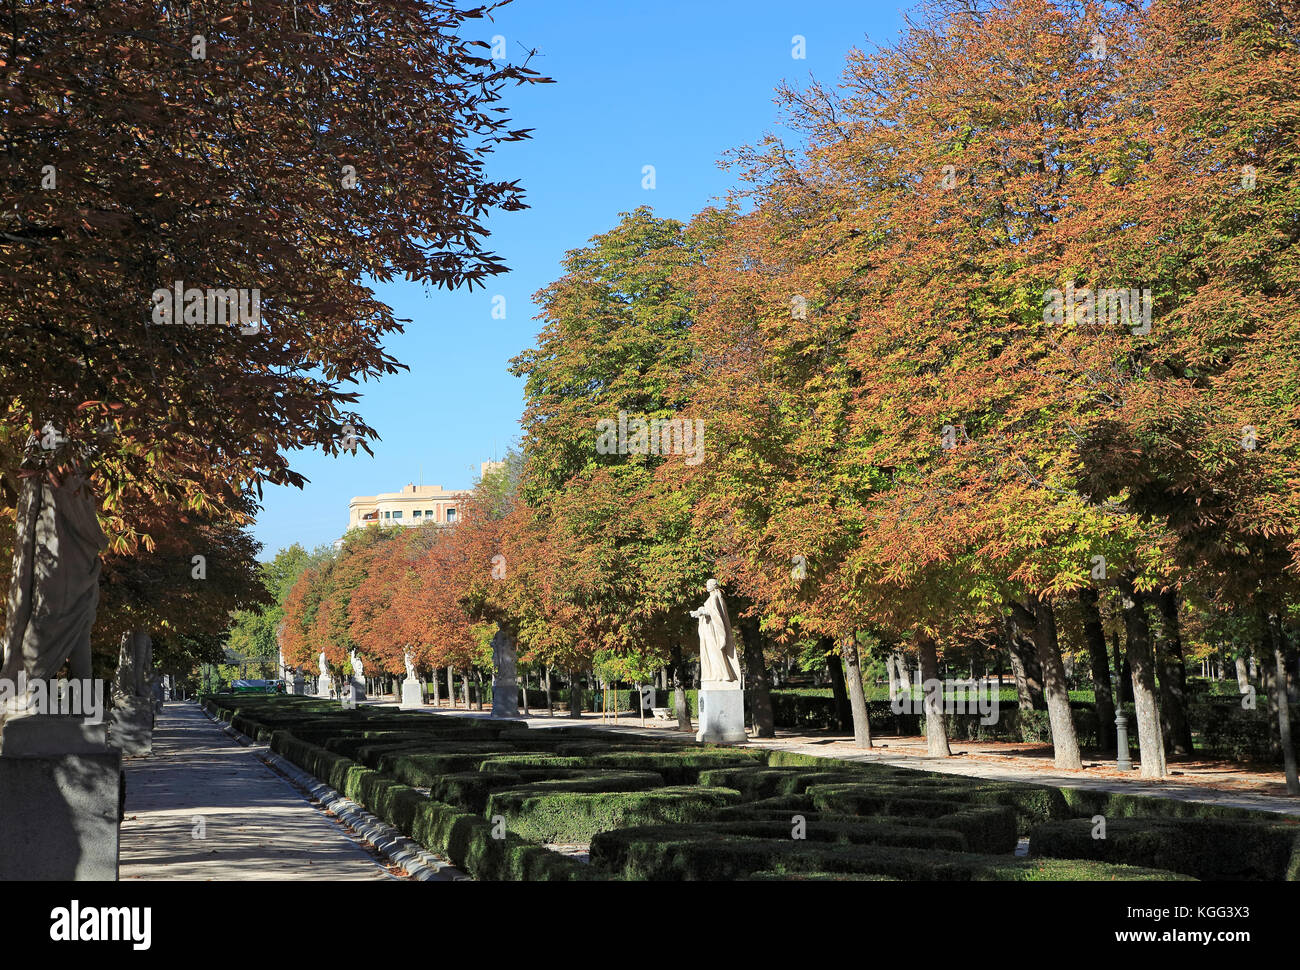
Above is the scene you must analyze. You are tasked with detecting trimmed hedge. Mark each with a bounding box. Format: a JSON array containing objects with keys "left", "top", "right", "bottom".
[
  {"left": 209, "top": 694, "right": 1296, "bottom": 882},
  {"left": 584, "top": 749, "right": 764, "bottom": 785},
  {"left": 807, "top": 779, "right": 1068, "bottom": 836},
  {"left": 1029, "top": 817, "right": 1300, "bottom": 881},
  {"left": 588, "top": 825, "right": 1191, "bottom": 881},
  {"left": 1190, "top": 698, "right": 1300, "bottom": 764},
  {"left": 699, "top": 766, "right": 874, "bottom": 799},
  {"left": 265, "top": 726, "right": 590, "bottom": 880},
  {"left": 486, "top": 786, "right": 744, "bottom": 843}
]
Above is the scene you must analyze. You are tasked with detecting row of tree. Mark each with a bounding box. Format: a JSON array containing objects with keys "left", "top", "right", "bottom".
[{"left": 276, "top": 0, "right": 1300, "bottom": 792}]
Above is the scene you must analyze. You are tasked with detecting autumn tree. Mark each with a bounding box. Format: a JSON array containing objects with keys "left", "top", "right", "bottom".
[{"left": 1, "top": 1, "right": 546, "bottom": 670}]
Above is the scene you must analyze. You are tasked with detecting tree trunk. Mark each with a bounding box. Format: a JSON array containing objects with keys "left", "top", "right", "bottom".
[
  {"left": 841, "top": 635, "right": 872, "bottom": 748},
  {"left": 916, "top": 630, "right": 951, "bottom": 756},
  {"left": 739, "top": 615, "right": 774, "bottom": 738},
  {"left": 1006, "top": 631, "right": 1034, "bottom": 712},
  {"left": 1155, "top": 590, "right": 1194, "bottom": 756},
  {"left": 461, "top": 670, "right": 470, "bottom": 709},
  {"left": 568, "top": 670, "right": 583, "bottom": 718},
  {"left": 544, "top": 666, "right": 553, "bottom": 716},
  {"left": 1266, "top": 615, "right": 1299, "bottom": 792},
  {"left": 1119, "top": 576, "right": 1167, "bottom": 778},
  {"left": 1235, "top": 654, "right": 1250, "bottom": 694},
  {"left": 1005, "top": 617, "right": 1046, "bottom": 710},
  {"left": 887, "top": 653, "right": 901, "bottom": 702},
  {"left": 670, "top": 642, "right": 692, "bottom": 731},
  {"left": 1030, "top": 596, "right": 1082, "bottom": 770},
  {"left": 521, "top": 668, "right": 530, "bottom": 716},
  {"left": 825, "top": 639, "right": 852, "bottom": 731},
  {"left": 430, "top": 665, "right": 441, "bottom": 707},
  {"left": 897, "top": 652, "right": 914, "bottom": 697},
  {"left": 1079, "top": 587, "right": 1115, "bottom": 751},
  {"left": 447, "top": 667, "right": 456, "bottom": 709}
]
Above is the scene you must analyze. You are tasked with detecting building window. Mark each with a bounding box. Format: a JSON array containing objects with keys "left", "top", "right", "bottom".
[
  {"left": 446, "top": 507, "right": 456, "bottom": 523},
  {"left": 425, "top": 509, "right": 434, "bottom": 517},
  {"left": 412, "top": 509, "right": 422, "bottom": 518},
  {"left": 392, "top": 510, "right": 402, "bottom": 519},
  {"left": 384, "top": 511, "right": 390, "bottom": 519}
]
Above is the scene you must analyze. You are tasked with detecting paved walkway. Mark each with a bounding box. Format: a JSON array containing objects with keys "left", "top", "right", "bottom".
[
  {"left": 120, "top": 702, "right": 395, "bottom": 880},
  {"left": 383, "top": 701, "right": 1300, "bottom": 817}
]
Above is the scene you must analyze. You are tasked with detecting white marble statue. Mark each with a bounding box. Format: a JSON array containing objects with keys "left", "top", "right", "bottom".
[
  {"left": 349, "top": 649, "right": 364, "bottom": 680},
  {"left": 404, "top": 649, "right": 417, "bottom": 682},
  {"left": 318, "top": 651, "right": 328, "bottom": 680},
  {"left": 690, "top": 578, "right": 739, "bottom": 684}
]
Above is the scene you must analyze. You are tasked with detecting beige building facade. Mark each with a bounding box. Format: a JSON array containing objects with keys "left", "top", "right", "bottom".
[
  {"left": 347, "top": 483, "right": 471, "bottom": 531},
  {"left": 347, "top": 464, "right": 506, "bottom": 532}
]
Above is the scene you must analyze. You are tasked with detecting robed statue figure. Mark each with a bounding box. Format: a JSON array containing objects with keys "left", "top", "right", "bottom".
[{"left": 690, "top": 579, "right": 739, "bottom": 685}]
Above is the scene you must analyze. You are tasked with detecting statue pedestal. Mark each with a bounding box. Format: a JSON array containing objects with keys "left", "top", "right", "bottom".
[
  {"left": 0, "top": 715, "right": 108, "bottom": 756},
  {"left": 491, "top": 682, "right": 519, "bottom": 718},
  {"left": 696, "top": 686, "right": 747, "bottom": 743},
  {"left": 108, "top": 697, "right": 155, "bottom": 756},
  {"left": 349, "top": 677, "right": 367, "bottom": 702},
  {"left": 0, "top": 717, "right": 121, "bottom": 880},
  {"left": 316, "top": 676, "right": 332, "bottom": 698},
  {"left": 289, "top": 673, "right": 305, "bottom": 695},
  {"left": 491, "top": 628, "right": 520, "bottom": 718},
  {"left": 400, "top": 678, "right": 423, "bottom": 709}
]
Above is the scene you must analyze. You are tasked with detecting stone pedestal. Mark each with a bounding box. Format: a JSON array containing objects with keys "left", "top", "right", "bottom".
[
  {"left": 491, "top": 628, "right": 519, "bottom": 718},
  {"left": 316, "top": 676, "right": 332, "bottom": 698},
  {"left": 107, "top": 697, "right": 155, "bottom": 756},
  {"left": 0, "top": 718, "right": 121, "bottom": 880},
  {"left": 0, "top": 715, "right": 107, "bottom": 756},
  {"left": 289, "top": 673, "right": 306, "bottom": 695},
  {"left": 350, "top": 677, "right": 366, "bottom": 702},
  {"left": 696, "top": 686, "right": 747, "bottom": 743},
  {"left": 400, "top": 678, "right": 423, "bottom": 709}
]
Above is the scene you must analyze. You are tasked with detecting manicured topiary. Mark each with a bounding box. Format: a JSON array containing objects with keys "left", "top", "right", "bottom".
[
  {"left": 1029, "top": 817, "right": 1300, "bottom": 881},
  {"left": 486, "top": 785, "right": 743, "bottom": 843}
]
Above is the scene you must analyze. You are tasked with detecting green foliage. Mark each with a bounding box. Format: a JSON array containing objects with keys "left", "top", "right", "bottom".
[
  {"left": 1030, "top": 818, "right": 1300, "bottom": 881},
  {"left": 204, "top": 695, "right": 1291, "bottom": 882}
]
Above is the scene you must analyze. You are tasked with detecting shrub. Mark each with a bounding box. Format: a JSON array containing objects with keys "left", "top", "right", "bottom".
[
  {"left": 584, "top": 749, "right": 764, "bottom": 785},
  {"left": 588, "top": 825, "right": 1189, "bottom": 881},
  {"left": 378, "top": 747, "right": 515, "bottom": 786},
  {"left": 486, "top": 786, "right": 744, "bottom": 843},
  {"left": 699, "top": 766, "right": 874, "bottom": 799},
  {"left": 1029, "top": 817, "right": 1300, "bottom": 881}
]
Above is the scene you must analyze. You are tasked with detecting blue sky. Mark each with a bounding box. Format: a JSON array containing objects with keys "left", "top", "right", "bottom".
[{"left": 253, "top": 0, "right": 910, "bottom": 559}]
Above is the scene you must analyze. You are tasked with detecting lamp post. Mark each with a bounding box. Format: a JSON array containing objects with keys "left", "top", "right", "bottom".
[{"left": 1114, "top": 635, "right": 1132, "bottom": 771}]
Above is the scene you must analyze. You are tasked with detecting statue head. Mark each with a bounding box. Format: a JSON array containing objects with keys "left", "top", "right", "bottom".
[{"left": 706, "top": 578, "right": 719, "bottom": 593}]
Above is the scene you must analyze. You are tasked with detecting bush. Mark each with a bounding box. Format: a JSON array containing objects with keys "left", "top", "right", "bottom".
[
  {"left": 588, "top": 825, "right": 1189, "bottom": 881},
  {"left": 486, "top": 786, "right": 744, "bottom": 843},
  {"left": 1029, "top": 817, "right": 1300, "bottom": 881},
  {"left": 698, "top": 766, "right": 874, "bottom": 799},
  {"left": 584, "top": 749, "right": 764, "bottom": 785},
  {"left": 806, "top": 779, "right": 1068, "bottom": 836},
  {"left": 1189, "top": 698, "right": 1300, "bottom": 764},
  {"left": 377, "top": 743, "right": 537, "bottom": 783}
]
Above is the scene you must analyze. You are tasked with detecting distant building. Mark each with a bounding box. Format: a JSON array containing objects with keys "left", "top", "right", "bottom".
[
  {"left": 480, "top": 459, "right": 506, "bottom": 478},
  {"left": 348, "top": 483, "right": 471, "bottom": 531}
]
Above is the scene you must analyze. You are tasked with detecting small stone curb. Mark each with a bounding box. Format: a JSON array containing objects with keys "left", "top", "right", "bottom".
[{"left": 200, "top": 703, "right": 470, "bottom": 881}]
